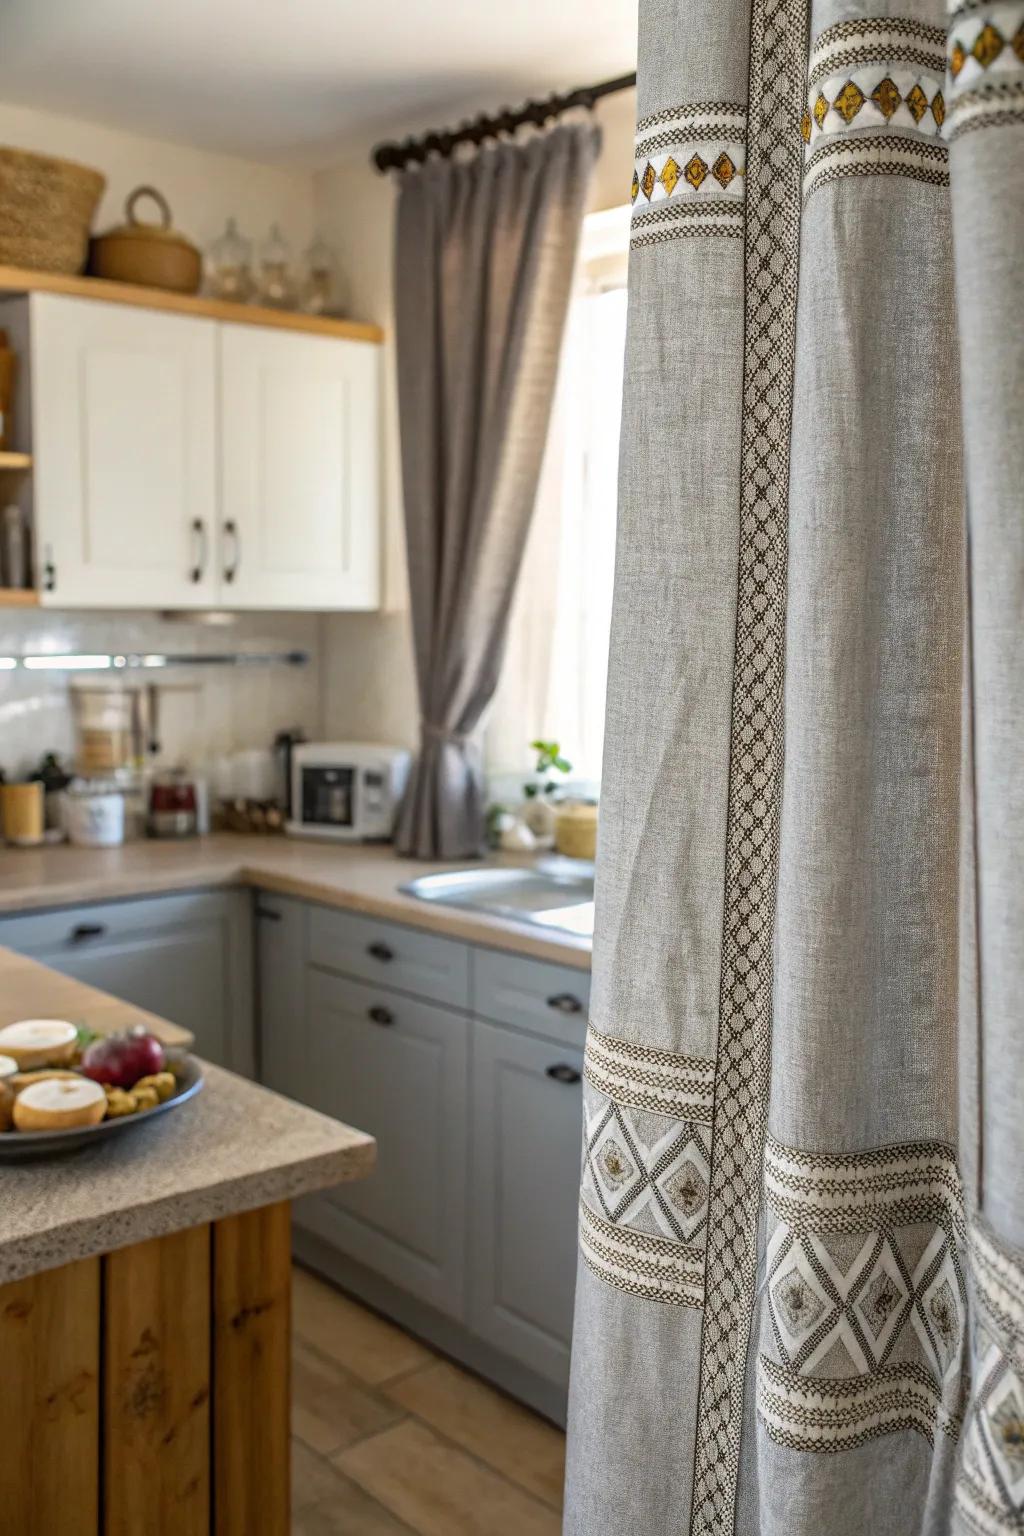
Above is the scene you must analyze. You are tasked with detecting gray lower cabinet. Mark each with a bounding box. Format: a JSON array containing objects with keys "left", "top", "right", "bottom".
[
  {"left": 0, "top": 888, "right": 252, "bottom": 1070},
  {"left": 302, "top": 968, "right": 469, "bottom": 1319},
  {"left": 254, "top": 889, "right": 590, "bottom": 1418},
  {"left": 470, "top": 1020, "right": 583, "bottom": 1385}
]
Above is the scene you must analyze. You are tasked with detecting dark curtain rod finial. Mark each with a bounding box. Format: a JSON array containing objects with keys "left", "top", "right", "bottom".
[{"left": 372, "top": 70, "right": 636, "bottom": 174}]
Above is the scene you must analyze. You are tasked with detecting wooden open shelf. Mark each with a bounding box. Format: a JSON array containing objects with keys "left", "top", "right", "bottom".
[
  {"left": 0, "top": 264, "right": 384, "bottom": 345},
  {"left": 0, "top": 588, "right": 38, "bottom": 607},
  {"left": 0, "top": 451, "right": 31, "bottom": 470}
]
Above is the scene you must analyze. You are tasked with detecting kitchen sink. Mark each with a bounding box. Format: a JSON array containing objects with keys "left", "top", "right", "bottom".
[{"left": 400, "top": 857, "right": 595, "bottom": 938}]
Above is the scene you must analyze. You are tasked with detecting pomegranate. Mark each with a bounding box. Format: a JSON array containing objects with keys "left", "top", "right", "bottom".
[{"left": 81, "top": 1027, "right": 166, "bottom": 1089}]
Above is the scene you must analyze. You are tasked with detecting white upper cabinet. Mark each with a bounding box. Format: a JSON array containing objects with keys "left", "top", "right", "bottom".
[
  {"left": 24, "top": 291, "right": 380, "bottom": 611},
  {"left": 30, "top": 294, "right": 219, "bottom": 609},
  {"left": 219, "top": 325, "right": 380, "bottom": 610}
]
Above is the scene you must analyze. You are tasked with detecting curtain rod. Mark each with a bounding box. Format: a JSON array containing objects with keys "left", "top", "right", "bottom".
[{"left": 371, "top": 71, "right": 637, "bottom": 174}]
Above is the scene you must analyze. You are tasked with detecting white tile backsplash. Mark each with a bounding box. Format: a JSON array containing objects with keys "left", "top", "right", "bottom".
[{"left": 0, "top": 609, "right": 324, "bottom": 781}]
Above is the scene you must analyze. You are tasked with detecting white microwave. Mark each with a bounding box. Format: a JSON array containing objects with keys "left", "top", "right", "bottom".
[{"left": 285, "top": 743, "right": 411, "bottom": 842}]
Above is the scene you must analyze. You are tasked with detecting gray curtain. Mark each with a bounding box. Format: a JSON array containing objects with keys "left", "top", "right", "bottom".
[
  {"left": 565, "top": 2, "right": 1024, "bottom": 1534},
  {"left": 392, "top": 123, "right": 599, "bottom": 860}
]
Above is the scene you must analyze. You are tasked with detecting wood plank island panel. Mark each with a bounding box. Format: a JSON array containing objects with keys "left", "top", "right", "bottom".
[
  {"left": 0, "top": 264, "right": 383, "bottom": 344},
  {"left": 213, "top": 1201, "right": 292, "bottom": 1536},
  {"left": 0, "top": 1256, "right": 100, "bottom": 1536},
  {"left": 104, "top": 1226, "right": 211, "bottom": 1536},
  {"left": 0, "top": 1205, "right": 298, "bottom": 1535}
]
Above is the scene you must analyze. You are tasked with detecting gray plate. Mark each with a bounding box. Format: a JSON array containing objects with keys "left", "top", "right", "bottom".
[{"left": 0, "top": 1056, "right": 204, "bottom": 1159}]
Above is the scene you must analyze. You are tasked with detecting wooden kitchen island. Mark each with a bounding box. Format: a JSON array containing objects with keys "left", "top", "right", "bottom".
[{"left": 0, "top": 947, "right": 376, "bottom": 1536}]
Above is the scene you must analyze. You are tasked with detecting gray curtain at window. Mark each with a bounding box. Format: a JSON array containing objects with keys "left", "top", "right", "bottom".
[
  {"left": 564, "top": 2, "right": 1024, "bottom": 1533},
  {"left": 392, "top": 124, "right": 599, "bottom": 860}
]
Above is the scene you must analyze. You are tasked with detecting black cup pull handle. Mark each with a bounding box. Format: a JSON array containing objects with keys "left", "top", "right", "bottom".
[
  {"left": 254, "top": 906, "right": 282, "bottom": 922},
  {"left": 70, "top": 922, "right": 107, "bottom": 942},
  {"left": 367, "top": 941, "right": 394, "bottom": 962},
  {"left": 368, "top": 1005, "right": 394, "bottom": 1027},
  {"left": 546, "top": 1063, "right": 582, "bottom": 1084},
  {"left": 546, "top": 992, "right": 583, "bottom": 1014}
]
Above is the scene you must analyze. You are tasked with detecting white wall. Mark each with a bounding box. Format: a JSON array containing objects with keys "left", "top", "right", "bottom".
[
  {"left": 0, "top": 100, "right": 316, "bottom": 253},
  {"left": 313, "top": 88, "right": 636, "bottom": 750}
]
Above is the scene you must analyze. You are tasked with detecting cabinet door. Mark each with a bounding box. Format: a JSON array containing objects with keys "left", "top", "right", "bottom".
[
  {"left": 219, "top": 326, "right": 379, "bottom": 610},
  {"left": 0, "top": 890, "right": 252, "bottom": 1070},
  {"left": 301, "top": 968, "right": 467, "bottom": 1317},
  {"left": 470, "top": 1020, "right": 583, "bottom": 1389},
  {"left": 254, "top": 891, "right": 308, "bottom": 1100},
  {"left": 30, "top": 293, "right": 218, "bottom": 608}
]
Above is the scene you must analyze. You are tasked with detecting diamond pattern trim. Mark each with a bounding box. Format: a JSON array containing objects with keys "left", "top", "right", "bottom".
[
  {"left": 630, "top": 103, "right": 748, "bottom": 247},
  {"left": 582, "top": 1095, "right": 712, "bottom": 1246},
  {"left": 955, "top": 1220, "right": 1024, "bottom": 1533},
  {"left": 687, "top": 0, "right": 809, "bottom": 1529},
  {"left": 583, "top": 1025, "right": 716, "bottom": 1124}
]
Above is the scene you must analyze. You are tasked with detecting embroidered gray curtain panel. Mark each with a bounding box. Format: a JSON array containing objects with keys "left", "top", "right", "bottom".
[
  {"left": 564, "top": 3, "right": 1024, "bottom": 1534},
  {"left": 392, "top": 124, "right": 599, "bottom": 860}
]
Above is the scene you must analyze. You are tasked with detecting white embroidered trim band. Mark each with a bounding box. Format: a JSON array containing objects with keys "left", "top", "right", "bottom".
[
  {"left": 809, "top": 18, "right": 947, "bottom": 85},
  {"left": 584, "top": 1024, "right": 716, "bottom": 1123},
  {"left": 579, "top": 1199, "right": 705, "bottom": 1307},
  {"left": 630, "top": 102, "right": 747, "bottom": 247},
  {"left": 757, "top": 1356, "right": 962, "bottom": 1452},
  {"left": 764, "top": 1135, "right": 965, "bottom": 1237}
]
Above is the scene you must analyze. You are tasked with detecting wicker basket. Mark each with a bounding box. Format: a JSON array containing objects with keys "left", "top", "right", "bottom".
[{"left": 0, "top": 147, "right": 106, "bottom": 274}]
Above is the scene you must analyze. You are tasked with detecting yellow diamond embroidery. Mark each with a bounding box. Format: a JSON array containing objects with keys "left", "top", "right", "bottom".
[
  {"left": 932, "top": 90, "right": 946, "bottom": 128},
  {"left": 905, "top": 83, "right": 928, "bottom": 123},
  {"left": 712, "top": 152, "right": 736, "bottom": 187},
  {"left": 1013, "top": 24, "right": 1024, "bottom": 62},
  {"left": 813, "top": 92, "right": 829, "bottom": 130},
  {"left": 684, "top": 154, "right": 708, "bottom": 189},
  {"left": 973, "top": 22, "right": 1005, "bottom": 68},
  {"left": 800, "top": 110, "right": 811, "bottom": 143},
  {"left": 950, "top": 40, "right": 966, "bottom": 77},
  {"left": 631, "top": 168, "right": 639, "bottom": 203},
  {"left": 871, "top": 78, "right": 901, "bottom": 119},
  {"left": 659, "top": 157, "right": 682, "bottom": 197},
  {"left": 641, "top": 161, "right": 656, "bottom": 200},
  {"left": 833, "top": 80, "right": 866, "bottom": 122}
]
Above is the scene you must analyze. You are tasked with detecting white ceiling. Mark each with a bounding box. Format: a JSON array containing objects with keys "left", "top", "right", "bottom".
[{"left": 0, "top": 0, "right": 638, "bottom": 165}]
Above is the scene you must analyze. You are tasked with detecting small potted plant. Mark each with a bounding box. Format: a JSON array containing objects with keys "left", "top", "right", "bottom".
[{"left": 522, "top": 739, "right": 572, "bottom": 847}]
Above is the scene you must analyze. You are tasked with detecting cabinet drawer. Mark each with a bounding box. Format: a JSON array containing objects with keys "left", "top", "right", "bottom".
[
  {"left": 0, "top": 889, "right": 230, "bottom": 955},
  {"left": 471, "top": 949, "right": 590, "bottom": 1048},
  {"left": 306, "top": 904, "right": 470, "bottom": 1011}
]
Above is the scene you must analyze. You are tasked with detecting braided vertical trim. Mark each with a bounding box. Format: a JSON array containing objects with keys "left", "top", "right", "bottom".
[{"left": 687, "top": 0, "right": 809, "bottom": 1528}]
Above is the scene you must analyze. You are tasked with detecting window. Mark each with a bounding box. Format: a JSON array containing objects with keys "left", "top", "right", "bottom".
[{"left": 486, "top": 205, "right": 630, "bottom": 795}]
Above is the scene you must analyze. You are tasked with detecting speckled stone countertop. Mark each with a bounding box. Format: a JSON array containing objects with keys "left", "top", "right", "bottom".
[
  {"left": 0, "top": 953, "right": 376, "bottom": 1285},
  {"left": 0, "top": 834, "right": 593, "bottom": 971}
]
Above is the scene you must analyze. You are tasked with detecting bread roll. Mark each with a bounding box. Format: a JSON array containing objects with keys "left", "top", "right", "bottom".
[
  {"left": 0, "top": 1020, "right": 78, "bottom": 1071},
  {"left": 13, "top": 1076, "right": 107, "bottom": 1132},
  {"left": 0, "top": 1054, "right": 17, "bottom": 1081}
]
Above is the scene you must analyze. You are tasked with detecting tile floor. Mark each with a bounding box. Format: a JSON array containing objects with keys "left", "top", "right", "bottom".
[{"left": 291, "top": 1265, "right": 566, "bottom": 1535}]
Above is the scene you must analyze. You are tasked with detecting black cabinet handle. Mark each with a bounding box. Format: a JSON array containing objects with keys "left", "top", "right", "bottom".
[
  {"left": 368, "top": 1005, "right": 394, "bottom": 1027},
  {"left": 189, "top": 517, "right": 207, "bottom": 584},
  {"left": 546, "top": 992, "right": 583, "bottom": 1014},
  {"left": 367, "top": 941, "right": 394, "bottom": 962},
  {"left": 254, "top": 906, "right": 282, "bottom": 922},
  {"left": 70, "top": 922, "right": 106, "bottom": 942},
  {"left": 223, "top": 519, "right": 240, "bottom": 584},
  {"left": 546, "top": 1063, "right": 582, "bottom": 1084}
]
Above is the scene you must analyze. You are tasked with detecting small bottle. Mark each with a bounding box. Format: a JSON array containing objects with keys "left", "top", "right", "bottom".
[
  {"left": 1, "top": 503, "right": 28, "bottom": 589},
  {"left": 256, "top": 224, "right": 295, "bottom": 309},
  {"left": 206, "top": 217, "right": 252, "bottom": 302}
]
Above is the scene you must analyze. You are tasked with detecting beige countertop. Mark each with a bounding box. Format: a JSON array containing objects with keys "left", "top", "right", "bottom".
[
  {"left": 0, "top": 947, "right": 376, "bottom": 1285},
  {"left": 0, "top": 835, "right": 593, "bottom": 970}
]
